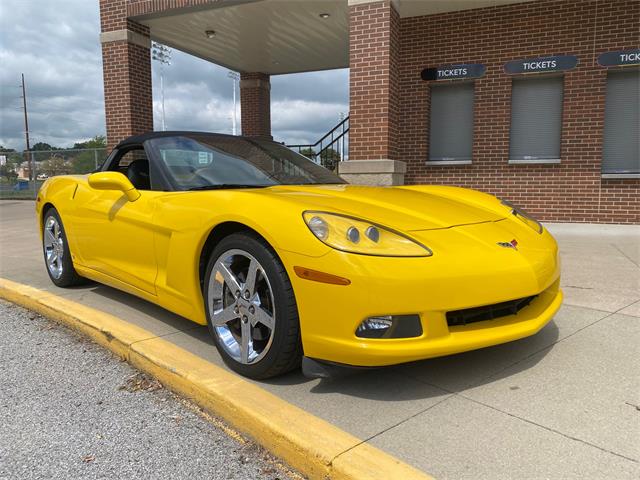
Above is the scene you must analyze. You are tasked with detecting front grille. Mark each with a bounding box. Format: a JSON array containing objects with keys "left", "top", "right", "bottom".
[{"left": 446, "top": 295, "right": 537, "bottom": 327}]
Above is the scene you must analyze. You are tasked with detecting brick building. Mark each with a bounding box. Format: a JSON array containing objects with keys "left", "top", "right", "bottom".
[{"left": 99, "top": 0, "right": 639, "bottom": 223}]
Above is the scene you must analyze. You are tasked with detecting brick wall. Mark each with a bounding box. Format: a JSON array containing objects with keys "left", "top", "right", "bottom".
[
  {"left": 349, "top": 0, "right": 401, "bottom": 161},
  {"left": 395, "top": 0, "right": 639, "bottom": 223},
  {"left": 101, "top": 0, "right": 149, "bottom": 35},
  {"left": 100, "top": 0, "right": 153, "bottom": 151},
  {"left": 240, "top": 72, "right": 271, "bottom": 139}
]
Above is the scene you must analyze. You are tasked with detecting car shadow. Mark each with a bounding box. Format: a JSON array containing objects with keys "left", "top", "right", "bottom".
[
  {"left": 265, "top": 320, "right": 560, "bottom": 401},
  {"left": 85, "top": 282, "right": 560, "bottom": 401},
  {"left": 86, "top": 283, "right": 200, "bottom": 333}
]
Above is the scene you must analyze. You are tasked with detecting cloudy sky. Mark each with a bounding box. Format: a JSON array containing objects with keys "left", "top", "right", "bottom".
[{"left": 0, "top": 0, "right": 348, "bottom": 151}]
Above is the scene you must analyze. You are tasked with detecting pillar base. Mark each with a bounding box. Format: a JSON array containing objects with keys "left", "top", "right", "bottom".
[{"left": 338, "top": 159, "right": 406, "bottom": 186}]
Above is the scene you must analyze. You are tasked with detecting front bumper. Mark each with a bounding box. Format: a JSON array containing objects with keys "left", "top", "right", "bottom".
[{"left": 282, "top": 220, "right": 562, "bottom": 367}]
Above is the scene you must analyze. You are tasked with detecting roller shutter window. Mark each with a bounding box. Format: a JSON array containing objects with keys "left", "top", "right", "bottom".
[
  {"left": 429, "top": 82, "right": 474, "bottom": 162},
  {"left": 602, "top": 70, "right": 640, "bottom": 174},
  {"left": 509, "top": 76, "right": 563, "bottom": 161}
]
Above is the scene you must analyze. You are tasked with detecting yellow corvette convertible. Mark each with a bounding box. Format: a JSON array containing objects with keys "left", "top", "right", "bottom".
[{"left": 36, "top": 132, "right": 562, "bottom": 379}]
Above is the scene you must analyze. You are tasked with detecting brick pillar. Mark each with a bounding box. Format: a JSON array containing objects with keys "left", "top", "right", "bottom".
[
  {"left": 99, "top": 0, "right": 153, "bottom": 151},
  {"left": 340, "top": 0, "right": 405, "bottom": 185},
  {"left": 240, "top": 72, "right": 272, "bottom": 139}
]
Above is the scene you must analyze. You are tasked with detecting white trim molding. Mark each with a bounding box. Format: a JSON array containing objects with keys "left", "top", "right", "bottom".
[
  {"left": 239, "top": 78, "right": 271, "bottom": 90},
  {"left": 508, "top": 158, "right": 561, "bottom": 165},
  {"left": 338, "top": 159, "right": 406, "bottom": 186},
  {"left": 348, "top": 0, "right": 400, "bottom": 11},
  {"left": 100, "top": 29, "right": 151, "bottom": 49},
  {"left": 602, "top": 173, "right": 640, "bottom": 179},
  {"left": 425, "top": 160, "right": 472, "bottom": 166}
]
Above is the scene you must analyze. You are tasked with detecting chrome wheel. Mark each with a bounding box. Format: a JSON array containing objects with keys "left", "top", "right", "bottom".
[
  {"left": 44, "top": 215, "right": 64, "bottom": 280},
  {"left": 207, "top": 249, "right": 276, "bottom": 365}
]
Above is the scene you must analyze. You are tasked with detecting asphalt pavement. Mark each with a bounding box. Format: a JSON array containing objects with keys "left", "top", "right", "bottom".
[{"left": 0, "top": 300, "right": 299, "bottom": 480}]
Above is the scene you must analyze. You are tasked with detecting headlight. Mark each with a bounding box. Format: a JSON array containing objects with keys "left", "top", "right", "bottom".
[
  {"left": 303, "top": 211, "right": 432, "bottom": 257},
  {"left": 501, "top": 199, "right": 543, "bottom": 234}
]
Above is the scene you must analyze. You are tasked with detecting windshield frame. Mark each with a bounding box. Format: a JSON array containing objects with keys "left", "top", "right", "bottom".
[{"left": 144, "top": 133, "right": 346, "bottom": 192}]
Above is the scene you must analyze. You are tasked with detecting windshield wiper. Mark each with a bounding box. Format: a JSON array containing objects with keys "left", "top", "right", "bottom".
[{"left": 187, "top": 184, "right": 270, "bottom": 191}]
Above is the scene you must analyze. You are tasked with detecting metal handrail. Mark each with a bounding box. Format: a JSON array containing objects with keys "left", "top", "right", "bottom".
[{"left": 287, "top": 116, "right": 349, "bottom": 171}]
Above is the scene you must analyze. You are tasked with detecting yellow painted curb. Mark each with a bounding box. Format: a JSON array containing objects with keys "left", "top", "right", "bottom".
[{"left": 0, "top": 277, "right": 433, "bottom": 480}]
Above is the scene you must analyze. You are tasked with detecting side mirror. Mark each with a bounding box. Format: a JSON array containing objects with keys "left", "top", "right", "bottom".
[{"left": 88, "top": 172, "right": 140, "bottom": 202}]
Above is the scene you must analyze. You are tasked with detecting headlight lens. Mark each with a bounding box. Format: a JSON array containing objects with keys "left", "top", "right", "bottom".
[
  {"left": 501, "top": 199, "right": 543, "bottom": 234},
  {"left": 303, "top": 211, "right": 432, "bottom": 257}
]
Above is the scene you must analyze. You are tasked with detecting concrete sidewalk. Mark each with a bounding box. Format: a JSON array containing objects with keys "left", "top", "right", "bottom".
[{"left": 1, "top": 200, "right": 639, "bottom": 479}]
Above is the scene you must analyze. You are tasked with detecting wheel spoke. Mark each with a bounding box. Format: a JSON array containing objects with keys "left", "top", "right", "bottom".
[
  {"left": 208, "top": 249, "right": 276, "bottom": 366},
  {"left": 252, "top": 307, "right": 274, "bottom": 330},
  {"left": 217, "top": 262, "right": 242, "bottom": 293},
  {"left": 43, "top": 217, "right": 65, "bottom": 280},
  {"left": 211, "top": 304, "right": 238, "bottom": 326},
  {"left": 244, "top": 259, "right": 259, "bottom": 296},
  {"left": 240, "top": 320, "right": 252, "bottom": 363},
  {"left": 45, "top": 229, "right": 56, "bottom": 246}
]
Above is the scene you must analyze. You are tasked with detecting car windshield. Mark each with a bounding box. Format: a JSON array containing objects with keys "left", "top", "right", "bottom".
[{"left": 148, "top": 134, "right": 346, "bottom": 190}]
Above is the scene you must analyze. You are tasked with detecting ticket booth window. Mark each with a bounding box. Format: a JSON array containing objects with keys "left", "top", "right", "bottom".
[
  {"left": 602, "top": 70, "right": 640, "bottom": 174},
  {"left": 509, "top": 76, "right": 563, "bottom": 162},
  {"left": 429, "top": 82, "right": 474, "bottom": 163}
]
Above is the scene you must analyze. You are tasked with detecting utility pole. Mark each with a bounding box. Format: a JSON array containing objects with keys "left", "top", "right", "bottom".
[
  {"left": 227, "top": 71, "right": 240, "bottom": 135},
  {"left": 20, "top": 73, "right": 33, "bottom": 182}
]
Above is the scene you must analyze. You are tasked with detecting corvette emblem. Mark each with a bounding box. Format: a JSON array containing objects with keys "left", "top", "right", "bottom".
[{"left": 497, "top": 239, "right": 518, "bottom": 250}]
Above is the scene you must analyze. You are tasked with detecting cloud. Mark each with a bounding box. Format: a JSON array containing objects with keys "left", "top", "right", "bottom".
[{"left": 0, "top": 0, "right": 348, "bottom": 150}]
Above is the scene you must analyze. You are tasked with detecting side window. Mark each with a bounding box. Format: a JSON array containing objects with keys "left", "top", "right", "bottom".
[
  {"left": 109, "top": 148, "right": 148, "bottom": 174},
  {"left": 108, "top": 147, "right": 151, "bottom": 191}
]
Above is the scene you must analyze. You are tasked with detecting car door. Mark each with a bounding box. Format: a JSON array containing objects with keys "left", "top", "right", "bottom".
[{"left": 71, "top": 145, "right": 161, "bottom": 295}]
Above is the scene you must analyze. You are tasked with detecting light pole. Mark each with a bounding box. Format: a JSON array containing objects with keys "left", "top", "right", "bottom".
[
  {"left": 152, "top": 42, "right": 172, "bottom": 131},
  {"left": 227, "top": 71, "right": 240, "bottom": 135}
]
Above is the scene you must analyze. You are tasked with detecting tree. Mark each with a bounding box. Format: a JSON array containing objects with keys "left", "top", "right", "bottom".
[
  {"left": 0, "top": 148, "right": 22, "bottom": 183},
  {"left": 298, "top": 148, "right": 317, "bottom": 160},
  {"left": 71, "top": 136, "right": 108, "bottom": 173},
  {"left": 31, "top": 142, "right": 60, "bottom": 151},
  {"left": 0, "top": 163, "right": 18, "bottom": 184},
  {"left": 41, "top": 156, "right": 72, "bottom": 177},
  {"left": 318, "top": 147, "right": 341, "bottom": 171},
  {"left": 73, "top": 135, "right": 107, "bottom": 150}
]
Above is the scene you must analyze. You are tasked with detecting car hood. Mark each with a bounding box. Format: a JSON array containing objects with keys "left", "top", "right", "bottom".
[{"left": 263, "top": 184, "right": 506, "bottom": 231}]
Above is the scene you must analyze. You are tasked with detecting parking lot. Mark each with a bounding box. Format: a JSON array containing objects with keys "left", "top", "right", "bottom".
[{"left": 1, "top": 199, "right": 638, "bottom": 479}]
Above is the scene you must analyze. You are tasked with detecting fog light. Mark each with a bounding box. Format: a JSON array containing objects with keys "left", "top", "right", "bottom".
[
  {"left": 356, "top": 314, "right": 423, "bottom": 339},
  {"left": 357, "top": 316, "right": 393, "bottom": 338}
]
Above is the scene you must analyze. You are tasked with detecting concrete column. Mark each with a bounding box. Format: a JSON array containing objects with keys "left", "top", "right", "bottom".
[
  {"left": 99, "top": 0, "right": 153, "bottom": 151},
  {"left": 240, "top": 72, "right": 272, "bottom": 140},
  {"left": 342, "top": 0, "right": 405, "bottom": 186}
]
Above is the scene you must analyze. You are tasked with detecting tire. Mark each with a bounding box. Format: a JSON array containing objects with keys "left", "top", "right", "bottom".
[
  {"left": 203, "top": 232, "right": 302, "bottom": 379},
  {"left": 42, "top": 207, "right": 86, "bottom": 287}
]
